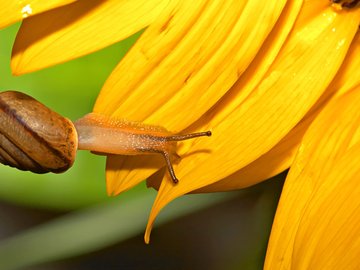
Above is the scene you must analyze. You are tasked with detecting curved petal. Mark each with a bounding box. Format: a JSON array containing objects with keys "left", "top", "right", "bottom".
[
  {"left": 332, "top": 32, "right": 360, "bottom": 96},
  {"left": 11, "top": 0, "right": 170, "bottom": 74},
  {"left": 0, "top": 0, "right": 75, "bottom": 29},
  {"left": 145, "top": 0, "right": 303, "bottom": 192},
  {"left": 194, "top": 30, "right": 360, "bottom": 193},
  {"left": 94, "top": 0, "right": 287, "bottom": 128},
  {"left": 99, "top": 0, "right": 289, "bottom": 196},
  {"left": 145, "top": 2, "right": 360, "bottom": 243},
  {"left": 291, "top": 144, "right": 360, "bottom": 269},
  {"left": 264, "top": 85, "right": 360, "bottom": 269},
  {"left": 105, "top": 155, "right": 163, "bottom": 196}
]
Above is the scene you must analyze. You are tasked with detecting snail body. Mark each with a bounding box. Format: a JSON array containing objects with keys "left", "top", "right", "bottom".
[
  {"left": 0, "top": 91, "right": 211, "bottom": 183},
  {"left": 74, "top": 113, "right": 177, "bottom": 156}
]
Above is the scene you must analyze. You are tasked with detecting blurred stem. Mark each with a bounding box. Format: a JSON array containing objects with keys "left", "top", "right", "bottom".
[{"left": 0, "top": 191, "right": 236, "bottom": 270}]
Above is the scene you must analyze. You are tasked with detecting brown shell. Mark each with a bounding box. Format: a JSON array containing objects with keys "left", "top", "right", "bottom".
[{"left": 0, "top": 91, "right": 78, "bottom": 173}]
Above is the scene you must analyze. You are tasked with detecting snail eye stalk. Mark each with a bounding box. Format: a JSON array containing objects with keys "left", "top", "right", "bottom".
[{"left": 162, "top": 131, "right": 212, "bottom": 184}]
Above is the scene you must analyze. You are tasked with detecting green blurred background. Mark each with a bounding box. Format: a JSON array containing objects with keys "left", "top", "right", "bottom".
[{"left": 0, "top": 23, "right": 285, "bottom": 269}]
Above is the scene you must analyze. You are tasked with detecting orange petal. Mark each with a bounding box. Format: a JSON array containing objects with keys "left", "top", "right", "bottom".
[
  {"left": 0, "top": 0, "right": 75, "bottom": 29},
  {"left": 264, "top": 85, "right": 360, "bottom": 269},
  {"left": 11, "top": 0, "right": 170, "bottom": 74},
  {"left": 144, "top": 3, "right": 360, "bottom": 243}
]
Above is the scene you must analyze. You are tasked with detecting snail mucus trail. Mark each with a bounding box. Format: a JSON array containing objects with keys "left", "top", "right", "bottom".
[{"left": 0, "top": 91, "right": 211, "bottom": 183}]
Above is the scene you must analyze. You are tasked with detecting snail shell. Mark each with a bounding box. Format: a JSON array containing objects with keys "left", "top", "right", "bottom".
[{"left": 0, "top": 91, "right": 77, "bottom": 173}]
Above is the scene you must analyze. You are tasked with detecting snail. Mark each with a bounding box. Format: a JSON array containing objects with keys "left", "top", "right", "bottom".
[{"left": 0, "top": 91, "right": 211, "bottom": 183}]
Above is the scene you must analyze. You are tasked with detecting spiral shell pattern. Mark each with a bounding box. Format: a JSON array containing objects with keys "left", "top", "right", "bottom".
[{"left": 0, "top": 91, "right": 77, "bottom": 173}]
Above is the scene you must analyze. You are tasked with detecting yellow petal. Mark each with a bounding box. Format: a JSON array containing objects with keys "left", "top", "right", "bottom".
[
  {"left": 106, "top": 155, "right": 163, "bottom": 196},
  {"left": 0, "top": 0, "right": 75, "bottom": 29},
  {"left": 98, "top": 0, "right": 289, "bottom": 196},
  {"left": 11, "top": 0, "right": 170, "bottom": 74},
  {"left": 331, "top": 31, "right": 360, "bottom": 97},
  {"left": 145, "top": 2, "right": 360, "bottom": 243},
  {"left": 145, "top": 0, "right": 303, "bottom": 192},
  {"left": 94, "top": 0, "right": 287, "bottom": 128},
  {"left": 264, "top": 85, "right": 360, "bottom": 269},
  {"left": 195, "top": 30, "right": 360, "bottom": 193},
  {"left": 292, "top": 144, "right": 360, "bottom": 269}
]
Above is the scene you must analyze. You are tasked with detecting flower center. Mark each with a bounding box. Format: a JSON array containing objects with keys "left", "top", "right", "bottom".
[{"left": 331, "top": 0, "right": 360, "bottom": 8}]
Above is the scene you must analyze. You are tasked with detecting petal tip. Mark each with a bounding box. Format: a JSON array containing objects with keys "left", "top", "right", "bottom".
[
  {"left": 144, "top": 223, "right": 153, "bottom": 244},
  {"left": 10, "top": 56, "right": 30, "bottom": 76}
]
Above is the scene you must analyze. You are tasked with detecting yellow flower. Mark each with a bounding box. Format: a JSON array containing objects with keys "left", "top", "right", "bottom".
[
  {"left": 2, "top": 2, "right": 360, "bottom": 267},
  {"left": 264, "top": 85, "right": 360, "bottom": 269}
]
